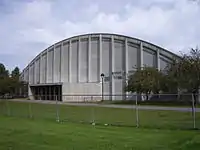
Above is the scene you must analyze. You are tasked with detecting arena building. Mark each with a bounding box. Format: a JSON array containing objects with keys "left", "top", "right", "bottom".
[{"left": 20, "top": 33, "right": 178, "bottom": 101}]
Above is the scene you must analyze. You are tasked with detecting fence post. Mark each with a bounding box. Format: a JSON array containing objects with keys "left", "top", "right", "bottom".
[
  {"left": 135, "top": 94, "right": 139, "bottom": 128},
  {"left": 55, "top": 95, "right": 60, "bottom": 122},
  {"left": 91, "top": 96, "right": 95, "bottom": 125},
  {"left": 192, "top": 94, "right": 196, "bottom": 129},
  {"left": 29, "top": 99, "right": 33, "bottom": 119}
]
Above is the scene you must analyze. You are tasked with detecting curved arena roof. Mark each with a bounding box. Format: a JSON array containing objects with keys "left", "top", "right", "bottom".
[{"left": 25, "top": 33, "right": 179, "bottom": 69}]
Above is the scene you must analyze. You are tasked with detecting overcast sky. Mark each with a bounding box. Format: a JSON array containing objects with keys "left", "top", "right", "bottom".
[{"left": 0, "top": 0, "right": 199, "bottom": 71}]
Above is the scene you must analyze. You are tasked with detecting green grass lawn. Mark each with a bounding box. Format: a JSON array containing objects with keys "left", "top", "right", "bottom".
[
  {"left": 0, "top": 116, "right": 200, "bottom": 150},
  {"left": 0, "top": 100, "right": 200, "bottom": 130}
]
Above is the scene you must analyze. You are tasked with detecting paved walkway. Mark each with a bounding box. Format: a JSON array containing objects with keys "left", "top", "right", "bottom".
[{"left": 6, "top": 99, "right": 200, "bottom": 112}]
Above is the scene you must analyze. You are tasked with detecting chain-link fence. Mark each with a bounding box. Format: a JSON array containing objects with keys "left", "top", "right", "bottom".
[{"left": 0, "top": 93, "right": 199, "bottom": 130}]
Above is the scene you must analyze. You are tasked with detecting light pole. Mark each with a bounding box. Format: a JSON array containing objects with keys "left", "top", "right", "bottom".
[{"left": 100, "top": 73, "right": 105, "bottom": 101}]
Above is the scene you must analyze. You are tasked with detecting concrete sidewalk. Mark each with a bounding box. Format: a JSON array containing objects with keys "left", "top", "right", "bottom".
[{"left": 6, "top": 99, "right": 200, "bottom": 112}]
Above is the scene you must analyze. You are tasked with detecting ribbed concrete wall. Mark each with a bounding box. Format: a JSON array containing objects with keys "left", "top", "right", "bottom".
[{"left": 21, "top": 33, "right": 177, "bottom": 101}]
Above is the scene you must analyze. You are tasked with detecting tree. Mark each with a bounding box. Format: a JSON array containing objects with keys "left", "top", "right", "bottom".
[
  {"left": 160, "top": 58, "right": 179, "bottom": 94},
  {"left": 0, "top": 63, "right": 9, "bottom": 78},
  {"left": 11, "top": 67, "right": 20, "bottom": 79},
  {"left": 125, "top": 66, "right": 163, "bottom": 100},
  {"left": 166, "top": 47, "right": 200, "bottom": 104},
  {"left": 0, "top": 63, "right": 25, "bottom": 97},
  {"left": 0, "top": 63, "right": 10, "bottom": 96},
  {"left": 10, "top": 67, "right": 22, "bottom": 96}
]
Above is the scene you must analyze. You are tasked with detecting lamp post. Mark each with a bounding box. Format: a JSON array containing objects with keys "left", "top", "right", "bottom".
[{"left": 100, "top": 73, "right": 105, "bottom": 101}]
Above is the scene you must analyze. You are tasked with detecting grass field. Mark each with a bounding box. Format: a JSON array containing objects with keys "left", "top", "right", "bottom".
[
  {"left": 0, "top": 100, "right": 200, "bottom": 130},
  {"left": 0, "top": 100, "right": 200, "bottom": 149},
  {"left": 0, "top": 116, "right": 200, "bottom": 150}
]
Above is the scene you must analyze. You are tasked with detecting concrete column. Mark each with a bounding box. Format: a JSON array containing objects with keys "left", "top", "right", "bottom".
[
  {"left": 28, "top": 65, "right": 32, "bottom": 99},
  {"left": 28, "top": 65, "right": 31, "bottom": 84},
  {"left": 39, "top": 54, "right": 42, "bottom": 83},
  {"left": 88, "top": 36, "right": 91, "bottom": 83},
  {"left": 60, "top": 43, "right": 63, "bottom": 83},
  {"left": 99, "top": 34, "right": 102, "bottom": 82},
  {"left": 110, "top": 36, "right": 115, "bottom": 100},
  {"left": 60, "top": 43, "right": 64, "bottom": 83},
  {"left": 69, "top": 40, "right": 72, "bottom": 82},
  {"left": 52, "top": 45, "right": 55, "bottom": 83},
  {"left": 78, "top": 38, "right": 81, "bottom": 82},
  {"left": 46, "top": 49, "right": 49, "bottom": 83},
  {"left": 157, "top": 49, "right": 160, "bottom": 70},
  {"left": 125, "top": 38, "right": 129, "bottom": 74},
  {"left": 33, "top": 62, "right": 35, "bottom": 84},
  {"left": 34, "top": 60, "right": 37, "bottom": 84},
  {"left": 28, "top": 86, "right": 34, "bottom": 100},
  {"left": 123, "top": 38, "right": 129, "bottom": 100},
  {"left": 137, "top": 42, "right": 144, "bottom": 101},
  {"left": 140, "top": 42, "right": 144, "bottom": 69}
]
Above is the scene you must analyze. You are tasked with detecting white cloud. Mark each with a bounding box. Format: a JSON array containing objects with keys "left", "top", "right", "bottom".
[{"left": 0, "top": 0, "right": 200, "bottom": 70}]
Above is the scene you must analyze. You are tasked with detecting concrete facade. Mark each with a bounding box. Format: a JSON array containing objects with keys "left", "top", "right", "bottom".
[{"left": 20, "top": 33, "right": 178, "bottom": 101}]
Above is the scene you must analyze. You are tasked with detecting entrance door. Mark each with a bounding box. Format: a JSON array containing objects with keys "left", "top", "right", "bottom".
[{"left": 30, "top": 84, "right": 62, "bottom": 101}]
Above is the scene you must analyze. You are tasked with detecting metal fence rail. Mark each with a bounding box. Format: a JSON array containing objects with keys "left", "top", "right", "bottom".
[{"left": 0, "top": 93, "right": 199, "bottom": 130}]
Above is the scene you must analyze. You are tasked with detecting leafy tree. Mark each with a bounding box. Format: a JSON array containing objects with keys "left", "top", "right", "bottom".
[
  {"left": 176, "top": 48, "right": 200, "bottom": 93},
  {"left": 0, "top": 63, "right": 9, "bottom": 78},
  {"left": 0, "top": 63, "right": 26, "bottom": 98},
  {"left": 165, "top": 48, "right": 200, "bottom": 104},
  {"left": 10, "top": 67, "right": 21, "bottom": 95},
  {"left": 0, "top": 63, "right": 10, "bottom": 96},
  {"left": 125, "top": 66, "right": 163, "bottom": 100},
  {"left": 160, "top": 59, "right": 179, "bottom": 94},
  {"left": 11, "top": 67, "right": 20, "bottom": 79}
]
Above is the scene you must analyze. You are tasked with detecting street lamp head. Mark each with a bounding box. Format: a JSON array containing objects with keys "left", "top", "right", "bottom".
[{"left": 100, "top": 73, "right": 105, "bottom": 78}]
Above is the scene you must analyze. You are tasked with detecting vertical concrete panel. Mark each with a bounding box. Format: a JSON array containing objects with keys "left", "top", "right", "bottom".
[
  {"left": 54, "top": 45, "right": 61, "bottom": 83},
  {"left": 61, "top": 42, "right": 69, "bottom": 82},
  {"left": 28, "top": 65, "right": 31, "bottom": 84},
  {"left": 39, "top": 55, "right": 42, "bottom": 83},
  {"left": 32, "top": 64, "right": 35, "bottom": 84},
  {"left": 60, "top": 43, "right": 63, "bottom": 82},
  {"left": 90, "top": 37, "right": 99, "bottom": 82},
  {"left": 140, "top": 42, "right": 143, "bottom": 69},
  {"left": 99, "top": 34, "right": 102, "bottom": 82},
  {"left": 77, "top": 38, "right": 80, "bottom": 82},
  {"left": 110, "top": 36, "right": 114, "bottom": 100},
  {"left": 88, "top": 36, "right": 91, "bottom": 82},
  {"left": 125, "top": 39, "right": 128, "bottom": 73},
  {"left": 157, "top": 49, "right": 160, "bottom": 70},
  {"left": 113, "top": 39, "right": 124, "bottom": 100},
  {"left": 33, "top": 63, "right": 36, "bottom": 84},
  {"left": 40, "top": 54, "right": 47, "bottom": 83},
  {"left": 79, "top": 38, "right": 88, "bottom": 82},
  {"left": 69, "top": 41, "right": 71, "bottom": 82},
  {"left": 114, "top": 40, "right": 124, "bottom": 72},
  {"left": 102, "top": 37, "right": 111, "bottom": 95},
  {"left": 25, "top": 68, "right": 29, "bottom": 83},
  {"left": 160, "top": 57, "right": 169, "bottom": 71},
  {"left": 35, "top": 59, "right": 40, "bottom": 84},
  {"left": 143, "top": 48, "right": 156, "bottom": 67},
  {"left": 47, "top": 49, "right": 53, "bottom": 83},
  {"left": 128, "top": 42, "right": 138, "bottom": 72},
  {"left": 46, "top": 50, "right": 48, "bottom": 83},
  {"left": 102, "top": 38, "right": 111, "bottom": 76},
  {"left": 71, "top": 40, "right": 78, "bottom": 82},
  {"left": 29, "top": 64, "right": 34, "bottom": 84},
  {"left": 44, "top": 54, "right": 47, "bottom": 83}
]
